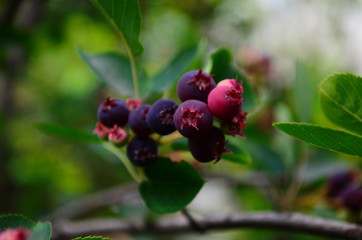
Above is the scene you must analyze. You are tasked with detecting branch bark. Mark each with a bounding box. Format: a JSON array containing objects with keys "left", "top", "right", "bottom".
[{"left": 51, "top": 212, "right": 362, "bottom": 240}]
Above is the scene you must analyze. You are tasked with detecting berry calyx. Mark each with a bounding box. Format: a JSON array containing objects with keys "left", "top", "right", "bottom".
[
  {"left": 127, "top": 136, "right": 158, "bottom": 166},
  {"left": 93, "top": 122, "right": 109, "bottom": 139},
  {"left": 221, "top": 109, "right": 247, "bottom": 138},
  {"left": 0, "top": 228, "right": 30, "bottom": 240},
  {"left": 177, "top": 69, "right": 216, "bottom": 103},
  {"left": 126, "top": 98, "right": 143, "bottom": 110},
  {"left": 217, "top": 79, "right": 244, "bottom": 94},
  {"left": 108, "top": 125, "right": 128, "bottom": 147},
  {"left": 97, "top": 97, "right": 130, "bottom": 128},
  {"left": 173, "top": 99, "right": 213, "bottom": 138},
  {"left": 146, "top": 99, "right": 178, "bottom": 135},
  {"left": 188, "top": 127, "right": 230, "bottom": 163}
]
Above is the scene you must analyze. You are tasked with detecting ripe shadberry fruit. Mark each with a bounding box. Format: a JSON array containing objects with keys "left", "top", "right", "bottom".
[
  {"left": 173, "top": 99, "right": 213, "bottom": 138},
  {"left": 97, "top": 97, "right": 130, "bottom": 128},
  {"left": 128, "top": 104, "right": 153, "bottom": 137},
  {"left": 146, "top": 99, "right": 178, "bottom": 135},
  {"left": 208, "top": 85, "right": 243, "bottom": 120},
  {"left": 326, "top": 170, "right": 358, "bottom": 198},
  {"left": 127, "top": 136, "right": 158, "bottom": 166},
  {"left": 177, "top": 69, "right": 215, "bottom": 103},
  {"left": 108, "top": 125, "right": 128, "bottom": 147},
  {"left": 188, "top": 127, "right": 230, "bottom": 163}
]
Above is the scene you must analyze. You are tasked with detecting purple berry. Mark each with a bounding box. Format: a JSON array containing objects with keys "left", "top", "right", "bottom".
[
  {"left": 177, "top": 69, "right": 215, "bottom": 103},
  {"left": 326, "top": 170, "right": 358, "bottom": 198},
  {"left": 173, "top": 99, "right": 213, "bottom": 138},
  {"left": 340, "top": 185, "right": 362, "bottom": 212},
  {"left": 129, "top": 104, "right": 153, "bottom": 137},
  {"left": 208, "top": 85, "right": 243, "bottom": 120},
  {"left": 146, "top": 99, "right": 178, "bottom": 135},
  {"left": 127, "top": 136, "right": 158, "bottom": 167},
  {"left": 188, "top": 127, "right": 230, "bottom": 163},
  {"left": 97, "top": 97, "right": 130, "bottom": 128}
]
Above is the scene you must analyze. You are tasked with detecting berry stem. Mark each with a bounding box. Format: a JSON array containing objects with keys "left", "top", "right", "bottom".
[
  {"left": 103, "top": 142, "right": 142, "bottom": 183},
  {"left": 127, "top": 47, "right": 141, "bottom": 99}
]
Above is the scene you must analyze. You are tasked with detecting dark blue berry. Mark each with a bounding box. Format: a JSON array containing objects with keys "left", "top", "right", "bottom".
[
  {"left": 188, "top": 127, "right": 229, "bottom": 163},
  {"left": 146, "top": 99, "right": 178, "bottom": 135},
  {"left": 173, "top": 99, "right": 213, "bottom": 138},
  {"left": 326, "top": 170, "right": 358, "bottom": 198},
  {"left": 128, "top": 104, "right": 153, "bottom": 137},
  {"left": 177, "top": 69, "right": 215, "bottom": 103},
  {"left": 97, "top": 97, "right": 130, "bottom": 128},
  {"left": 127, "top": 136, "right": 158, "bottom": 167}
]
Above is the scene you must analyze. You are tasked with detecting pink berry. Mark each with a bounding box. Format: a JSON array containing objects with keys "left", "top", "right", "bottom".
[
  {"left": 0, "top": 228, "right": 30, "bottom": 240},
  {"left": 93, "top": 122, "right": 109, "bottom": 139},
  {"left": 208, "top": 85, "right": 243, "bottom": 120},
  {"left": 173, "top": 99, "right": 213, "bottom": 138},
  {"left": 217, "top": 79, "right": 244, "bottom": 94},
  {"left": 108, "top": 125, "right": 128, "bottom": 146}
]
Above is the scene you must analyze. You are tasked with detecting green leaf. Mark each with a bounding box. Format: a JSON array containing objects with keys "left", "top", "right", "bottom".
[
  {"left": 35, "top": 122, "right": 100, "bottom": 143},
  {"left": 28, "top": 222, "right": 52, "bottom": 240},
  {"left": 90, "top": 0, "right": 143, "bottom": 56},
  {"left": 223, "top": 136, "right": 252, "bottom": 165},
  {"left": 320, "top": 73, "right": 362, "bottom": 136},
  {"left": 152, "top": 45, "right": 198, "bottom": 92},
  {"left": 139, "top": 157, "right": 204, "bottom": 213},
  {"left": 72, "top": 237, "right": 109, "bottom": 240},
  {"left": 273, "top": 122, "right": 362, "bottom": 157},
  {"left": 209, "top": 48, "right": 255, "bottom": 111},
  {"left": 79, "top": 49, "right": 149, "bottom": 98},
  {"left": 0, "top": 215, "right": 51, "bottom": 240},
  {"left": 293, "top": 61, "right": 315, "bottom": 122}
]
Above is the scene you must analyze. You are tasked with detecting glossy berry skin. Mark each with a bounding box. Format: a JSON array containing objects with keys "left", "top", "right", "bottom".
[
  {"left": 326, "top": 170, "right": 358, "bottom": 198},
  {"left": 97, "top": 97, "right": 130, "bottom": 128},
  {"left": 177, "top": 69, "right": 215, "bottom": 103},
  {"left": 188, "top": 127, "right": 230, "bottom": 163},
  {"left": 146, "top": 99, "right": 178, "bottom": 135},
  {"left": 217, "top": 79, "right": 244, "bottom": 95},
  {"left": 173, "top": 99, "right": 213, "bottom": 138},
  {"left": 208, "top": 86, "right": 242, "bottom": 120},
  {"left": 129, "top": 104, "right": 153, "bottom": 137},
  {"left": 127, "top": 136, "right": 158, "bottom": 167}
]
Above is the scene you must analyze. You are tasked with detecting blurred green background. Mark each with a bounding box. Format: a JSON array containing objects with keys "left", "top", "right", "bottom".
[{"left": 1, "top": 0, "right": 362, "bottom": 239}]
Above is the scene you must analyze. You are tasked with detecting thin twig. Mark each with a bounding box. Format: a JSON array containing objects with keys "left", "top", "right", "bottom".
[
  {"left": 181, "top": 209, "right": 205, "bottom": 233},
  {"left": 51, "top": 212, "right": 362, "bottom": 240}
]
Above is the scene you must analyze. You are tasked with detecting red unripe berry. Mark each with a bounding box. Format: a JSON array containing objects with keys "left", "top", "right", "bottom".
[
  {"left": 177, "top": 69, "right": 215, "bottom": 103},
  {"left": 188, "top": 127, "right": 230, "bottom": 163},
  {"left": 93, "top": 122, "right": 109, "bottom": 140},
  {"left": 108, "top": 125, "right": 128, "bottom": 147},
  {"left": 217, "top": 79, "right": 244, "bottom": 95},
  {"left": 173, "top": 99, "right": 213, "bottom": 138},
  {"left": 0, "top": 228, "right": 30, "bottom": 240},
  {"left": 208, "top": 86, "right": 243, "bottom": 120}
]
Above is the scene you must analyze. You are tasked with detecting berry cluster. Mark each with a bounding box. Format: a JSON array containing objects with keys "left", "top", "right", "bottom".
[{"left": 94, "top": 69, "right": 247, "bottom": 167}]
